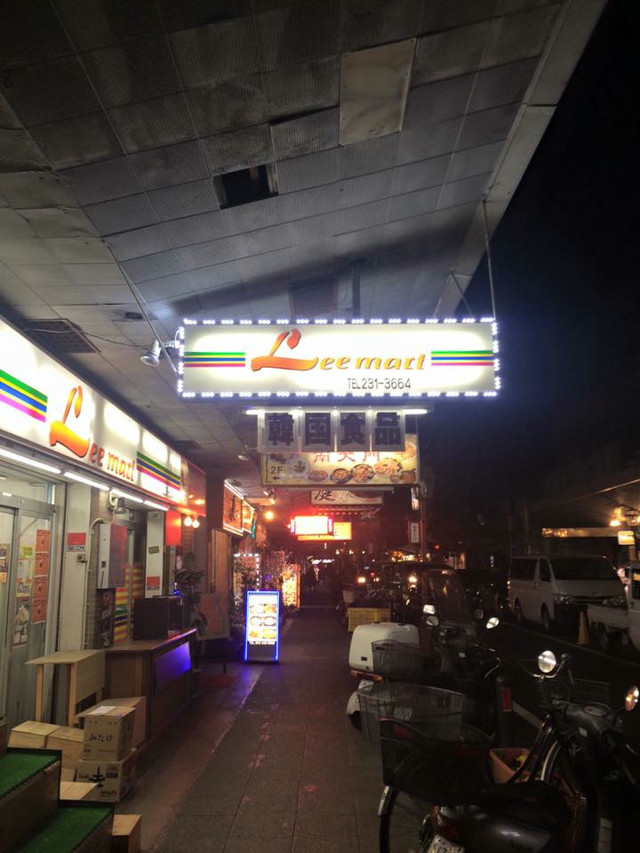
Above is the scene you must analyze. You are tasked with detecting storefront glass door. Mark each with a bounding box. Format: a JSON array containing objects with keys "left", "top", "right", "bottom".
[{"left": 0, "top": 508, "right": 16, "bottom": 721}]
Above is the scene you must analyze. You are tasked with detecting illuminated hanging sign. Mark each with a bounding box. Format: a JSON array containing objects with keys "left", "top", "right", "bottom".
[
  {"left": 298, "top": 522, "right": 353, "bottom": 542},
  {"left": 0, "top": 317, "right": 199, "bottom": 503},
  {"left": 257, "top": 409, "right": 410, "bottom": 454},
  {"left": 311, "top": 490, "right": 384, "bottom": 506},
  {"left": 290, "top": 515, "right": 333, "bottom": 536},
  {"left": 263, "top": 436, "right": 418, "bottom": 487},
  {"left": 178, "top": 319, "right": 499, "bottom": 398}
]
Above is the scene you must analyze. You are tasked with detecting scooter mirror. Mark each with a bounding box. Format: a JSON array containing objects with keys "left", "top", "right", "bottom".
[
  {"left": 474, "top": 608, "right": 484, "bottom": 620},
  {"left": 426, "top": 615, "right": 439, "bottom": 627},
  {"left": 625, "top": 685, "right": 639, "bottom": 712},
  {"left": 486, "top": 616, "right": 500, "bottom": 630},
  {"left": 423, "top": 603, "right": 436, "bottom": 615},
  {"left": 538, "top": 650, "right": 557, "bottom": 674}
]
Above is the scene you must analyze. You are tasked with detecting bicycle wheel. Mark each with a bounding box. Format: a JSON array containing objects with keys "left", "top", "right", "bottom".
[{"left": 379, "top": 786, "right": 432, "bottom": 853}]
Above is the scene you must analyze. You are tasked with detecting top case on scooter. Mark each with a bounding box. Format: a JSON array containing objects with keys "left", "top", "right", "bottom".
[{"left": 348, "top": 622, "right": 419, "bottom": 672}]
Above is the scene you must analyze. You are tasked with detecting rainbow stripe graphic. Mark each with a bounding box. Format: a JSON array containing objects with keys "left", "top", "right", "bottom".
[
  {"left": 0, "top": 368, "right": 48, "bottom": 422},
  {"left": 136, "top": 452, "right": 182, "bottom": 490},
  {"left": 431, "top": 350, "right": 494, "bottom": 367},
  {"left": 183, "top": 351, "right": 246, "bottom": 368}
]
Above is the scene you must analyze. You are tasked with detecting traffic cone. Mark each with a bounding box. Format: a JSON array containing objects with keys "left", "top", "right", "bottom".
[{"left": 577, "top": 610, "right": 589, "bottom": 646}]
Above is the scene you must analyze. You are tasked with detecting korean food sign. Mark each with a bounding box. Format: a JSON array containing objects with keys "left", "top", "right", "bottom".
[
  {"left": 179, "top": 320, "right": 499, "bottom": 398},
  {"left": 262, "top": 436, "right": 418, "bottom": 487}
]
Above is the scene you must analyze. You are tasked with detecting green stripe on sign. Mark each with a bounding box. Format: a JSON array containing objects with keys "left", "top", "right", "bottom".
[{"left": 0, "top": 368, "right": 48, "bottom": 404}]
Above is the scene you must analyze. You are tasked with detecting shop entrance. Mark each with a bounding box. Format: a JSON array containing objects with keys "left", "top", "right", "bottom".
[{"left": 0, "top": 497, "right": 55, "bottom": 726}]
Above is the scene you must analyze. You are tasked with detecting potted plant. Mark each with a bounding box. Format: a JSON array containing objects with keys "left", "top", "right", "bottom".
[{"left": 174, "top": 552, "right": 206, "bottom": 634}]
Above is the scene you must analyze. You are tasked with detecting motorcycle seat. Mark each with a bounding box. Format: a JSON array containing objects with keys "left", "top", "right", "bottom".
[{"left": 477, "top": 781, "right": 571, "bottom": 831}]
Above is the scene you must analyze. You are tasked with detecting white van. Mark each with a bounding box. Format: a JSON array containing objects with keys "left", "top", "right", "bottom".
[{"left": 508, "top": 554, "right": 624, "bottom": 632}]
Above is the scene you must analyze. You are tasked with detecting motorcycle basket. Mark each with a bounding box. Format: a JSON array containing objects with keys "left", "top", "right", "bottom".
[
  {"left": 357, "top": 681, "right": 465, "bottom": 743},
  {"left": 372, "top": 639, "right": 433, "bottom": 682},
  {"left": 537, "top": 675, "right": 610, "bottom": 707},
  {"left": 380, "top": 717, "right": 491, "bottom": 805}
]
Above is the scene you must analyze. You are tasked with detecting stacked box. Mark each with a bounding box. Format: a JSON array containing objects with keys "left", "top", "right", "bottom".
[
  {"left": 111, "top": 814, "right": 142, "bottom": 853},
  {"left": 77, "top": 697, "right": 146, "bottom": 748},
  {"left": 8, "top": 721, "right": 59, "bottom": 748},
  {"left": 81, "top": 706, "right": 135, "bottom": 761},
  {"left": 76, "top": 752, "right": 136, "bottom": 803},
  {"left": 47, "top": 725, "right": 84, "bottom": 770}
]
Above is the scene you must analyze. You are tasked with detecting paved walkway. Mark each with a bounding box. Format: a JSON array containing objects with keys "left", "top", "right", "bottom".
[{"left": 143, "top": 608, "right": 382, "bottom": 852}]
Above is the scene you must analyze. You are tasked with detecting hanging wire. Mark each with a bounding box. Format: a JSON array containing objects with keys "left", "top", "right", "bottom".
[
  {"left": 482, "top": 198, "right": 498, "bottom": 319},
  {"left": 449, "top": 271, "right": 475, "bottom": 319}
]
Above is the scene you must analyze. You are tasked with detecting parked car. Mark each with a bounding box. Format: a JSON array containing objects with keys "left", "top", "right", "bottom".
[
  {"left": 587, "top": 565, "right": 640, "bottom": 652},
  {"left": 508, "top": 553, "right": 624, "bottom": 632}
]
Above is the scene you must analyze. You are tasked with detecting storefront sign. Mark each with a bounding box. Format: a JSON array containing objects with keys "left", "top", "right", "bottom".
[
  {"left": 179, "top": 320, "right": 498, "bottom": 398},
  {"left": 290, "top": 516, "right": 333, "bottom": 536},
  {"left": 245, "top": 590, "right": 280, "bottom": 662},
  {"left": 618, "top": 530, "right": 635, "bottom": 545},
  {"left": 258, "top": 409, "right": 408, "bottom": 454},
  {"left": 0, "top": 316, "right": 200, "bottom": 503},
  {"left": 241, "top": 502, "right": 256, "bottom": 535},
  {"left": 298, "top": 521, "right": 352, "bottom": 541},
  {"left": 223, "top": 483, "right": 244, "bottom": 535},
  {"left": 263, "top": 435, "right": 418, "bottom": 487},
  {"left": 311, "top": 490, "right": 384, "bottom": 506}
]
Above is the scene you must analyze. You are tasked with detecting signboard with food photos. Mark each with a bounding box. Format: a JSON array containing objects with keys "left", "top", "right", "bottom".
[
  {"left": 262, "top": 436, "right": 418, "bottom": 487},
  {"left": 244, "top": 590, "right": 280, "bottom": 662}
]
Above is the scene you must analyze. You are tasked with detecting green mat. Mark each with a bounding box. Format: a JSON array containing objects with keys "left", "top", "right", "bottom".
[
  {"left": 15, "top": 805, "right": 113, "bottom": 852},
  {"left": 0, "top": 751, "right": 59, "bottom": 798}
]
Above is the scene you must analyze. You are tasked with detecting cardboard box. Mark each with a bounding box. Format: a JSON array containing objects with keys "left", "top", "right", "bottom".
[
  {"left": 111, "top": 814, "right": 141, "bottom": 853},
  {"left": 77, "top": 697, "right": 146, "bottom": 748},
  {"left": 60, "top": 780, "right": 98, "bottom": 800},
  {"left": 61, "top": 767, "right": 76, "bottom": 782},
  {"left": 82, "top": 706, "right": 135, "bottom": 760},
  {"left": 76, "top": 752, "right": 136, "bottom": 803},
  {"left": 47, "top": 725, "right": 84, "bottom": 769},
  {"left": 8, "top": 721, "right": 59, "bottom": 749}
]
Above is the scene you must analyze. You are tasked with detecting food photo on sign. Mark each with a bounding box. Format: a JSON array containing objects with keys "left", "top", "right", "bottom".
[{"left": 262, "top": 436, "right": 418, "bottom": 487}]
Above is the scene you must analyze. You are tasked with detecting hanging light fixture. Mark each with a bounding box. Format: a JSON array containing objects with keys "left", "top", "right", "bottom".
[
  {"left": 183, "top": 516, "right": 193, "bottom": 527},
  {"left": 192, "top": 518, "right": 200, "bottom": 529},
  {"left": 140, "top": 339, "right": 162, "bottom": 366}
]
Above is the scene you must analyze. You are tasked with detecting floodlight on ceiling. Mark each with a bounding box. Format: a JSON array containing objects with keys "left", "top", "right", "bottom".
[{"left": 140, "top": 338, "right": 179, "bottom": 367}]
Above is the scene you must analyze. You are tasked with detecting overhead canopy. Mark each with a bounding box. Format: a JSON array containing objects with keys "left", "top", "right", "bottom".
[{"left": 0, "top": 0, "right": 606, "bottom": 496}]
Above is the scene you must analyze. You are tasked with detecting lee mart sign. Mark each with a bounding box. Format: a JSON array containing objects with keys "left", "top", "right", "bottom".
[
  {"left": 179, "top": 320, "right": 499, "bottom": 398},
  {"left": 0, "top": 317, "right": 185, "bottom": 500}
]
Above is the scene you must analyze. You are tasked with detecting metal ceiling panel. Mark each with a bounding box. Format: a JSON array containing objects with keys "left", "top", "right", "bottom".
[
  {"left": 147, "top": 179, "right": 220, "bottom": 221},
  {"left": 173, "top": 234, "right": 252, "bottom": 269},
  {"left": 457, "top": 103, "right": 520, "bottom": 150},
  {"left": 162, "top": 210, "right": 234, "bottom": 249},
  {"left": 403, "top": 75, "right": 475, "bottom": 129},
  {"left": 387, "top": 186, "right": 441, "bottom": 221},
  {"left": 202, "top": 124, "right": 274, "bottom": 175},
  {"left": 83, "top": 37, "right": 181, "bottom": 109},
  {"left": 421, "top": 0, "right": 498, "bottom": 32},
  {"left": 10, "top": 264, "right": 69, "bottom": 288},
  {"left": 54, "top": 0, "right": 163, "bottom": 51},
  {"left": 339, "top": 135, "right": 399, "bottom": 179},
  {"left": 0, "top": 172, "right": 77, "bottom": 209},
  {"left": 107, "top": 94, "right": 195, "bottom": 154},
  {"left": 270, "top": 108, "right": 339, "bottom": 160},
  {"left": 0, "top": 129, "right": 49, "bottom": 171},
  {"left": 60, "top": 157, "right": 144, "bottom": 205},
  {"left": 259, "top": 0, "right": 339, "bottom": 69},
  {"left": 227, "top": 195, "right": 287, "bottom": 234},
  {"left": 244, "top": 222, "right": 297, "bottom": 256},
  {"left": 340, "top": 40, "right": 415, "bottom": 146},
  {"left": 84, "top": 194, "right": 158, "bottom": 235},
  {"left": 0, "top": 239, "right": 56, "bottom": 264},
  {"left": 17, "top": 207, "right": 95, "bottom": 239},
  {"left": 106, "top": 225, "right": 172, "bottom": 262},
  {"left": 448, "top": 141, "right": 504, "bottom": 182},
  {"left": 128, "top": 141, "right": 209, "bottom": 191},
  {"left": 0, "top": 94, "right": 21, "bottom": 129},
  {"left": 292, "top": 213, "right": 336, "bottom": 244},
  {"left": 185, "top": 74, "right": 268, "bottom": 137},
  {"left": 336, "top": 199, "right": 389, "bottom": 234},
  {"left": 337, "top": 171, "right": 394, "bottom": 208},
  {"left": 0, "top": 58, "right": 100, "bottom": 127},
  {"left": 277, "top": 184, "right": 337, "bottom": 220},
  {"left": 263, "top": 57, "right": 339, "bottom": 118},
  {"left": 30, "top": 113, "right": 124, "bottom": 169},
  {"left": 0, "top": 0, "right": 72, "bottom": 67},
  {"left": 413, "top": 21, "right": 493, "bottom": 86},
  {"left": 384, "top": 214, "right": 433, "bottom": 246},
  {"left": 0, "top": 209, "right": 36, "bottom": 240},
  {"left": 392, "top": 154, "right": 450, "bottom": 195},
  {"left": 277, "top": 149, "right": 339, "bottom": 193},
  {"left": 44, "top": 284, "right": 132, "bottom": 304},
  {"left": 61, "top": 263, "right": 126, "bottom": 285},
  {"left": 439, "top": 174, "right": 492, "bottom": 209},
  {"left": 482, "top": 6, "right": 560, "bottom": 68},
  {"left": 121, "top": 250, "right": 185, "bottom": 283},
  {"left": 469, "top": 57, "right": 538, "bottom": 113},
  {"left": 42, "top": 237, "right": 113, "bottom": 264},
  {"left": 340, "top": 0, "right": 425, "bottom": 52},
  {"left": 335, "top": 224, "right": 388, "bottom": 259},
  {"left": 169, "top": 16, "right": 262, "bottom": 88},
  {"left": 397, "top": 119, "right": 463, "bottom": 165}
]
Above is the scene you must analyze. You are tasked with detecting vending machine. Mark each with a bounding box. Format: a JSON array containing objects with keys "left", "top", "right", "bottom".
[{"left": 244, "top": 590, "right": 280, "bottom": 662}]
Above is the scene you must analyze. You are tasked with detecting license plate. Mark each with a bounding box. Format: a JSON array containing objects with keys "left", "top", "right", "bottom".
[{"left": 427, "top": 836, "right": 464, "bottom": 853}]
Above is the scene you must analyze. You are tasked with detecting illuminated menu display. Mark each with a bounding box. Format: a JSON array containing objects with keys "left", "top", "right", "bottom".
[{"left": 244, "top": 590, "right": 280, "bottom": 662}]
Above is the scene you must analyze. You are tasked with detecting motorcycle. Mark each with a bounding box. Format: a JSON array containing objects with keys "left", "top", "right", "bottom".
[{"left": 378, "top": 649, "right": 640, "bottom": 853}]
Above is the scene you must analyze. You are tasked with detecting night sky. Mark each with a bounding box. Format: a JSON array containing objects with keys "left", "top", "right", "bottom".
[{"left": 422, "top": 0, "right": 640, "bottom": 554}]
